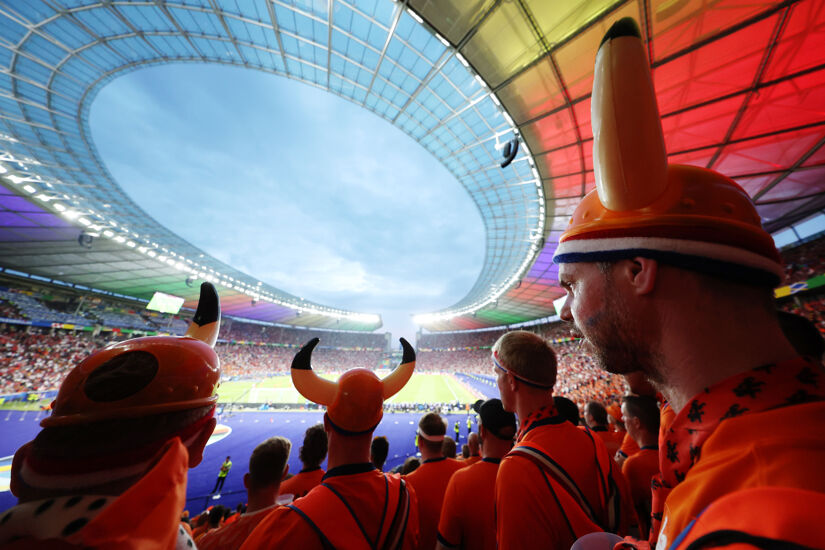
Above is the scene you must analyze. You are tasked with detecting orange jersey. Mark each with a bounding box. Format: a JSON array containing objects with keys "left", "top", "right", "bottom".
[
  {"left": 622, "top": 447, "right": 658, "bottom": 538},
  {"left": 658, "top": 400, "right": 825, "bottom": 547},
  {"left": 437, "top": 458, "right": 499, "bottom": 550},
  {"left": 496, "top": 417, "right": 634, "bottom": 550},
  {"left": 0, "top": 438, "right": 191, "bottom": 549},
  {"left": 666, "top": 486, "right": 825, "bottom": 549},
  {"left": 198, "top": 506, "right": 277, "bottom": 550},
  {"left": 592, "top": 427, "right": 622, "bottom": 457},
  {"left": 463, "top": 455, "right": 481, "bottom": 466},
  {"left": 241, "top": 463, "right": 418, "bottom": 550},
  {"left": 279, "top": 468, "right": 325, "bottom": 499},
  {"left": 619, "top": 432, "right": 640, "bottom": 458},
  {"left": 404, "top": 457, "right": 466, "bottom": 550}
]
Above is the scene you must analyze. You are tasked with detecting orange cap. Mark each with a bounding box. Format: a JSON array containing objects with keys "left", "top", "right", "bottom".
[
  {"left": 41, "top": 283, "right": 221, "bottom": 427},
  {"left": 291, "top": 337, "right": 415, "bottom": 434}
]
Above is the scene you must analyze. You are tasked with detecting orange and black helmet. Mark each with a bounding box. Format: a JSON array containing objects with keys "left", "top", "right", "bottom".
[
  {"left": 291, "top": 337, "right": 415, "bottom": 434},
  {"left": 41, "top": 282, "right": 222, "bottom": 427}
]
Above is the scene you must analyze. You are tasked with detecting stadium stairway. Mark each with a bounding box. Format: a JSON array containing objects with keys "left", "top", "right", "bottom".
[{"left": 454, "top": 373, "right": 500, "bottom": 400}]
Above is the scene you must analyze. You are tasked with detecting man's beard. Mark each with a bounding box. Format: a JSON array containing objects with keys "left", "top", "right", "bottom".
[{"left": 576, "top": 297, "right": 663, "bottom": 382}]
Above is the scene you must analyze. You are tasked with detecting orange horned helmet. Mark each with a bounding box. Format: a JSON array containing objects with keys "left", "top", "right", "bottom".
[
  {"left": 291, "top": 337, "right": 415, "bottom": 434},
  {"left": 41, "top": 282, "right": 222, "bottom": 427},
  {"left": 553, "top": 18, "right": 782, "bottom": 286}
]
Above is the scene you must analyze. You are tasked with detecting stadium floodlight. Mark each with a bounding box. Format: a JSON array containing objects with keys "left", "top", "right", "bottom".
[
  {"left": 22, "top": 184, "right": 36, "bottom": 194},
  {"left": 114, "top": 236, "right": 126, "bottom": 243},
  {"left": 406, "top": 8, "right": 423, "bottom": 24},
  {"left": 103, "top": 230, "right": 114, "bottom": 238}
]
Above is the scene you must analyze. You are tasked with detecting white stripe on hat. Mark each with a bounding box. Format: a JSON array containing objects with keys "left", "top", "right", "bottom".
[{"left": 553, "top": 236, "right": 783, "bottom": 279}]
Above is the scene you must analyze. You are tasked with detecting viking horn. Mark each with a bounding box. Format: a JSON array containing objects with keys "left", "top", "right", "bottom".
[
  {"left": 382, "top": 338, "right": 415, "bottom": 399},
  {"left": 184, "top": 282, "right": 221, "bottom": 347},
  {"left": 592, "top": 17, "right": 668, "bottom": 211},
  {"left": 291, "top": 338, "right": 338, "bottom": 406}
]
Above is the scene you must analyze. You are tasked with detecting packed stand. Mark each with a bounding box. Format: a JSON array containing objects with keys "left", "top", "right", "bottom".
[
  {"left": 0, "top": 289, "right": 93, "bottom": 325},
  {"left": 221, "top": 322, "right": 386, "bottom": 349},
  {"left": 218, "top": 344, "right": 383, "bottom": 378},
  {"left": 0, "top": 327, "right": 115, "bottom": 394},
  {"left": 780, "top": 293, "right": 825, "bottom": 335},
  {"left": 780, "top": 236, "right": 825, "bottom": 284}
]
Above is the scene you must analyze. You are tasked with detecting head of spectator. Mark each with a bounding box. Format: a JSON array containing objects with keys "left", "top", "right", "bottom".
[
  {"left": 606, "top": 405, "right": 624, "bottom": 431},
  {"left": 461, "top": 444, "right": 470, "bottom": 459},
  {"left": 244, "top": 436, "right": 291, "bottom": 513},
  {"left": 7, "top": 282, "right": 221, "bottom": 550},
  {"left": 621, "top": 395, "right": 660, "bottom": 448},
  {"left": 553, "top": 395, "right": 581, "bottom": 425},
  {"left": 467, "top": 432, "right": 480, "bottom": 457},
  {"left": 292, "top": 337, "right": 414, "bottom": 470},
  {"left": 552, "top": 15, "right": 796, "bottom": 416},
  {"left": 585, "top": 401, "right": 610, "bottom": 431},
  {"left": 492, "top": 331, "right": 557, "bottom": 420},
  {"left": 417, "top": 412, "right": 447, "bottom": 460},
  {"left": 778, "top": 311, "right": 825, "bottom": 360},
  {"left": 474, "top": 398, "right": 516, "bottom": 460},
  {"left": 370, "top": 436, "right": 389, "bottom": 471},
  {"left": 299, "top": 424, "right": 328, "bottom": 470},
  {"left": 400, "top": 457, "right": 420, "bottom": 475},
  {"left": 442, "top": 436, "right": 457, "bottom": 458},
  {"left": 207, "top": 506, "right": 225, "bottom": 530}
]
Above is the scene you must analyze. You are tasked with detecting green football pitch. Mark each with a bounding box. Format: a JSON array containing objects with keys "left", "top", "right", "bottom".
[{"left": 218, "top": 373, "right": 480, "bottom": 405}]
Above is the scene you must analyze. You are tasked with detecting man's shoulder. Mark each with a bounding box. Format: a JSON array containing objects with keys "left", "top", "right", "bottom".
[
  {"left": 704, "top": 399, "right": 825, "bottom": 456},
  {"left": 452, "top": 460, "right": 497, "bottom": 485}
]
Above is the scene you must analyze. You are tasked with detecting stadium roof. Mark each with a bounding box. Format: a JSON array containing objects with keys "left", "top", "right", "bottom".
[{"left": 0, "top": 1, "right": 822, "bottom": 333}]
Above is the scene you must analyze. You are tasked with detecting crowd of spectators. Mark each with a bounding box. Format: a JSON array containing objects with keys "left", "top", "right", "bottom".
[
  {"left": 418, "top": 329, "right": 506, "bottom": 350},
  {"left": 218, "top": 344, "right": 384, "bottom": 378},
  {"left": 781, "top": 237, "right": 825, "bottom": 284},
  {"left": 0, "top": 326, "right": 387, "bottom": 394},
  {"left": 0, "top": 327, "right": 115, "bottom": 395},
  {"left": 221, "top": 322, "right": 386, "bottom": 350},
  {"left": 780, "top": 293, "right": 825, "bottom": 335}
]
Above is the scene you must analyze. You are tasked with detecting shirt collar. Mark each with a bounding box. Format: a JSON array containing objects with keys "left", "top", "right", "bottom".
[{"left": 322, "top": 462, "right": 375, "bottom": 480}]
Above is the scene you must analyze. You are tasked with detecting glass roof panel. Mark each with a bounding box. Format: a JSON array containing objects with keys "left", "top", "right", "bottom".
[{"left": 0, "top": 0, "right": 821, "bottom": 332}]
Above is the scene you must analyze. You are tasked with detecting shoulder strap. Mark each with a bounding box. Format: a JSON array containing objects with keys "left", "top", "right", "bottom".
[
  {"left": 289, "top": 485, "right": 372, "bottom": 550},
  {"left": 380, "top": 476, "right": 411, "bottom": 550},
  {"left": 580, "top": 426, "right": 624, "bottom": 533},
  {"left": 289, "top": 475, "right": 411, "bottom": 550},
  {"left": 510, "top": 444, "right": 603, "bottom": 528},
  {"left": 510, "top": 433, "right": 624, "bottom": 534}
]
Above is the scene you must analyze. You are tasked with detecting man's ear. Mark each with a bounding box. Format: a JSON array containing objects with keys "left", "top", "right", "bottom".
[
  {"left": 243, "top": 472, "right": 251, "bottom": 490},
  {"left": 507, "top": 372, "right": 518, "bottom": 393},
  {"left": 619, "top": 257, "right": 658, "bottom": 295},
  {"left": 188, "top": 417, "right": 217, "bottom": 468},
  {"left": 281, "top": 465, "right": 289, "bottom": 481}
]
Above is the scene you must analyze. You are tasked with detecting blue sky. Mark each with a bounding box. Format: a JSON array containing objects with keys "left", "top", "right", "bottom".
[{"left": 89, "top": 64, "right": 485, "bottom": 343}]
